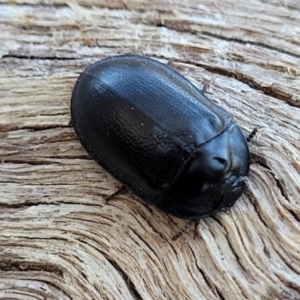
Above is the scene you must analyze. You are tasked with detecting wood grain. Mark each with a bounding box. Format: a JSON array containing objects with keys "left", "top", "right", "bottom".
[{"left": 0, "top": 1, "right": 299, "bottom": 299}]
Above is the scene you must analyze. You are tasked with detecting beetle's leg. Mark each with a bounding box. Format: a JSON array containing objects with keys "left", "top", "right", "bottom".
[
  {"left": 105, "top": 185, "right": 126, "bottom": 204},
  {"left": 193, "top": 221, "right": 200, "bottom": 239},
  {"left": 202, "top": 83, "right": 209, "bottom": 94},
  {"left": 167, "top": 58, "right": 175, "bottom": 66},
  {"left": 172, "top": 219, "right": 196, "bottom": 240},
  {"left": 247, "top": 127, "right": 258, "bottom": 142}
]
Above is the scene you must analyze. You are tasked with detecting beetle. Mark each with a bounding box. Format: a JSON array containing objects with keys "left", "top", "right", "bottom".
[{"left": 71, "top": 55, "right": 252, "bottom": 223}]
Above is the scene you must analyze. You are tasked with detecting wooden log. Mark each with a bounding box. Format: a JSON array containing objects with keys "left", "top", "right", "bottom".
[{"left": 0, "top": 1, "right": 299, "bottom": 299}]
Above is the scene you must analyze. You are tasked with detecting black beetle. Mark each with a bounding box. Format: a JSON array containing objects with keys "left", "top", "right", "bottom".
[{"left": 71, "top": 55, "right": 251, "bottom": 221}]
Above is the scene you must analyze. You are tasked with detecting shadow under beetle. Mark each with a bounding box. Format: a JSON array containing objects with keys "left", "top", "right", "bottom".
[{"left": 71, "top": 55, "right": 255, "bottom": 236}]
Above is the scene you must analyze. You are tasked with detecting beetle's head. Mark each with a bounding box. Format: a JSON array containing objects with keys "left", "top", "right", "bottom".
[{"left": 183, "top": 123, "right": 250, "bottom": 212}]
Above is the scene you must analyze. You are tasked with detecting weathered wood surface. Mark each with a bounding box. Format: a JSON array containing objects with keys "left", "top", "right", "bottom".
[{"left": 0, "top": 1, "right": 299, "bottom": 299}]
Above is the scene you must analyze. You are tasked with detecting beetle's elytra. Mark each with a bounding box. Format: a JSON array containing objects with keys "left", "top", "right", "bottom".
[{"left": 71, "top": 55, "right": 250, "bottom": 220}]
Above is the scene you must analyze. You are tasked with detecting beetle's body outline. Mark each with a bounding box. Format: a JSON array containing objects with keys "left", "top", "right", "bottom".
[{"left": 71, "top": 55, "right": 250, "bottom": 220}]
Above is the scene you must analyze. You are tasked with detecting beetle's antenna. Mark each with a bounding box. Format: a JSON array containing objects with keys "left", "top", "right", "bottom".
[
  {"left": 247, "top": 127, "right": 258, "bottom": 142},
  {"left": 105, "top": 185, "right": 126, "bottom": 204},
  {"left": 172, "top": 220, "right": 195, "bottom": 240}
]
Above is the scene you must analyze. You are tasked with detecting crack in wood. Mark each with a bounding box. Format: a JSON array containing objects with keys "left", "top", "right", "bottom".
[
  {"left": 202, "top": 32, "right": 300, "bottom": 59},
  {"left": 107, "top": 258, "right": 143, "bottom": 300},
  {"left": 188, "top": 245, "right": 221, "bottom": 298},
  {"left": 2, "top": 55, "right": 77, "bottom": 61},
  {"left": 0, "top": 260, "right": 63, "bottom": 276}
]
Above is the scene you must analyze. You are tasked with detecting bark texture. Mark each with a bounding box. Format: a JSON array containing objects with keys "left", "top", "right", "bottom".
[{"left": 0, "top": 1, "right": 300, "bottom": 299}]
